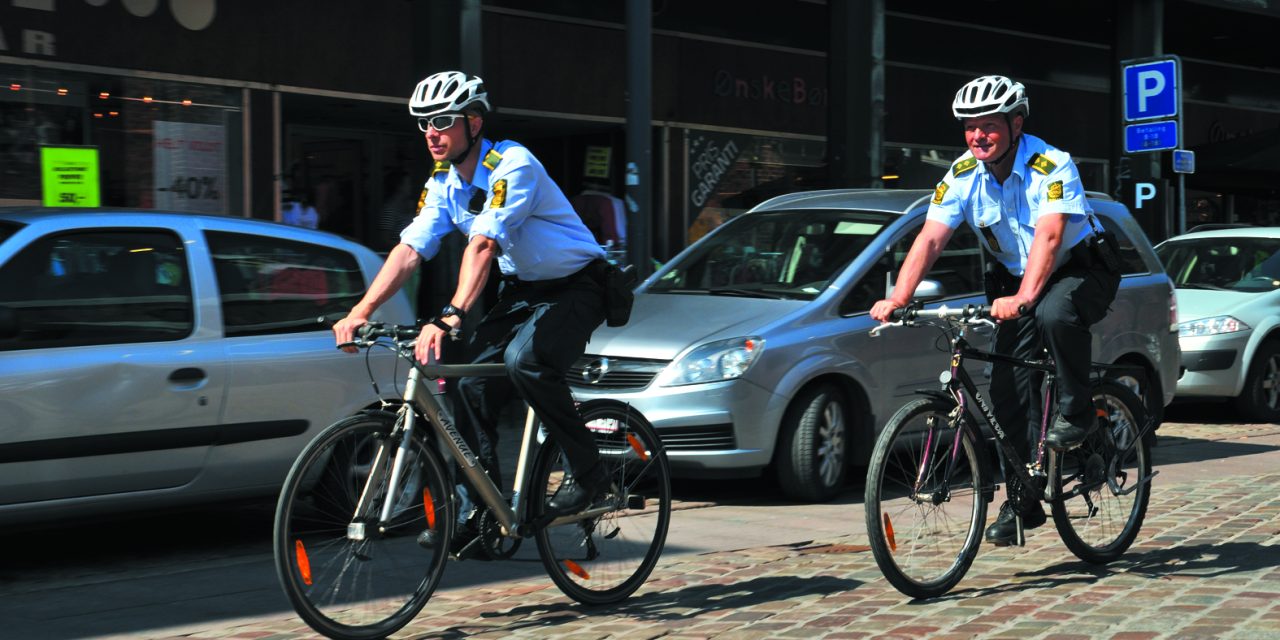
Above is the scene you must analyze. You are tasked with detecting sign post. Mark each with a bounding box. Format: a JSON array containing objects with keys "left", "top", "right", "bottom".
[
  {"left": 1122, "top": 55, "right": 1183, "bottom": 237},
  {"left": 40, "top": 146, "right": 101, "bottom": 207}
]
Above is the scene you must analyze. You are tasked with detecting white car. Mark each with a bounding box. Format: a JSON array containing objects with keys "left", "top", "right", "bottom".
[
  {"left": 1156, "top": 227, "right": 1280, "bottom": 421},
  {"left": 0, "top": 208, "right": 412, "bottom": 525}
]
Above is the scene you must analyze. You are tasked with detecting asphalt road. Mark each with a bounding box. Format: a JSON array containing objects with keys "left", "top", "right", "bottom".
[{"left": 0, "top": 400, "right": 1274, "bottom": 640}]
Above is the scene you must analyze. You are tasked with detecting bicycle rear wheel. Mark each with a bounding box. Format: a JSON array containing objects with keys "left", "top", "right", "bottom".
[
  {"left": 865, "top": 397, "right": 988, "bottom": 599},
  {"left": 1051, "top": 380, "right": 1152, "bottom": 564},
  {"left": 533, "top": 403, "right": 671, "bottom": 605},
  {"left": 274, "top": 412, "right": 453, "bottom": 640}
]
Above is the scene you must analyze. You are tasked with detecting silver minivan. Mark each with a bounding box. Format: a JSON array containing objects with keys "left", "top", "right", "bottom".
[
  {"left": 0, "top": 209, "right": 413, "bottom": 524},
  {"left": 571, "top": 189, "right": 1178, "bottom": 501}
]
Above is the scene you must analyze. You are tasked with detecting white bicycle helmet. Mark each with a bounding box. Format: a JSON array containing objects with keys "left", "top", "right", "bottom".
[
  {"left": 409, "top": 71, "right": 490, "bottom": 117},
  {"left": 951, "top": 75, "right": 1029, "bottom": 120}
]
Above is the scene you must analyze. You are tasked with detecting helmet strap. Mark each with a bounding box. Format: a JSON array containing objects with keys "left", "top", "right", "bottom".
[
  {"left": 447, "top": 112, "right": 484, "bottom": 165},
  {"left": 984, "top": 115, "right": 1021, "bottom": 168}
]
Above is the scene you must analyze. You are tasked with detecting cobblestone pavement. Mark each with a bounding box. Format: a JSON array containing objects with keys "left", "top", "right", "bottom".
[{"left": 181, "top": 421, "right": 1280, "bottom": 640}]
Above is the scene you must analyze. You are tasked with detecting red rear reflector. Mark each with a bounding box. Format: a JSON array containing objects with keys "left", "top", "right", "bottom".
[
  {"left": 295, "top": 540, "right": 313, "bottom": 585},
  {"left": 883, "top": 514, "right": 897, "bottom": 552},
  {"left": 626, "top": 433, "right": 649, "bottom": 461},
  {"left": 563, "top": 559, "right": 590, "bottom": 580}
]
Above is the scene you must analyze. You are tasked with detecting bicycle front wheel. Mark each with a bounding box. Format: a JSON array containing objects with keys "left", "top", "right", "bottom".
[
  {"left": 533, "top": 403, "right": 671, "bottom": 605},
  {"left": 273, "top": 412, "right": 453, "bottom": 640},
  {"left": 1051, "top": 380, "right": 1152, "bottom": 564},
  {"left": 865, "top": 397, "right": 988, "bottom": 599}
]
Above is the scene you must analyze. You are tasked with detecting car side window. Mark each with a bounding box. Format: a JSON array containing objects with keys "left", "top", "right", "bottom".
[
  {"left": 1095, "top": 215, "right": 1149, "bottom": 275},
  {"left": 839, "top": 223, "right": 983, "bottom": 315},
  {"left": 0, "top": 229, "right": 193, "bottom": 351},
  {"left": 206, "top": 231, "right": 364, "bottom": 337}
]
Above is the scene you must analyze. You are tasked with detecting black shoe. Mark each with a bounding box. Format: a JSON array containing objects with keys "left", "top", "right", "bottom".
[
  {"left": 984, "top": 498, "right": 1046, "bottom": 546},
  {"left": 1045, "top": 414, "right": 1097, "bottom": 451},
  {"left": 545, "top": 463, "right": 609, "bottom": 517}
]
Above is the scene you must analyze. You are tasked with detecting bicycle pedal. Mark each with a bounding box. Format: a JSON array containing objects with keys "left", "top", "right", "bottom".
[
  {"left": 626, "top": 494, "right": 646, "bottom": 510},
  {"left": 1014, "top": 514, "right": 1026, "bottom": 547}
]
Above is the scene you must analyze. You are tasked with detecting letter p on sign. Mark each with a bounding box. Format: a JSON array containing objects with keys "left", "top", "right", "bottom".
[{"left": 1137, "top": 71, "right": 1165, "bottom": 112}]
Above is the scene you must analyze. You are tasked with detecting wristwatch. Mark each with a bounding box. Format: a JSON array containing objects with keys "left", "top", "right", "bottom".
[
  {"left": 440, "top": 303, "right": 466, "bottom": 321},
  {"left": 429, "top": 316, "right": 460, "bottom": 340}
]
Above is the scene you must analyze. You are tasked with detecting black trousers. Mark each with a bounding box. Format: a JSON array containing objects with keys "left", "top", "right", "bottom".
[
  {"left": 450, "top": 263, "right": 607, "bottom": 495},
  {"left": 987, "top": 255, "right": 1120, "bottom": 460}
]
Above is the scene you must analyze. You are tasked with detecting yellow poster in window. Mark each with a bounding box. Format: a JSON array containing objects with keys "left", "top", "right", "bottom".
[{"left": 41, "top": 146, "right": 101, "bottom": 207}]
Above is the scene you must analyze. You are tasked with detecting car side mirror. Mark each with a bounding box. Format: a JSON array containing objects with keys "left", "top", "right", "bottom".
[
  {"left": 913, "top": 279, "right": 946, "bottom": 300},
  {"left": 0, "top": 305, "right": 17, "bottom": 340}
]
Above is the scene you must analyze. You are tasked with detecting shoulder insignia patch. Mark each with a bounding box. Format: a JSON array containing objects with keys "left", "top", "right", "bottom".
[
  {"left": 432, "top": 161, "right": 451, "bottom": 176},
  {"left": 490, "top": 179, "right": 508, "bottom": 208},
  {"left": 482, "top": 149, "right": 503, "bottom": 171},
  {"left": 931, "top": 180, "right": 950, "bottom": 205},
  {"left": 952, "top": 157, "right": 978, "bottom": 177},
  {"left": 1028, "top": 153, "right": 1057, "bottom": 176},
  {"left": 416, "top": 187, "right": 429, "bottom": 213},
  {"left": 1047, "top": 180, "right": 1064, "bottom": 201}
]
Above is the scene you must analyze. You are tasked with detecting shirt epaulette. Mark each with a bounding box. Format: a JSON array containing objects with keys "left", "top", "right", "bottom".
[
  {"left": 1028, "top": 153, "right": 1057, "bottom": 176},
  {"left": 482, "top": 148, "right": 503, "bottom": 171},
  {"left": 952, "top": 157, "right": 978, "bottom": 177},
  {"left": 432, "top": 160, "right": 451, "bottom": 176}
]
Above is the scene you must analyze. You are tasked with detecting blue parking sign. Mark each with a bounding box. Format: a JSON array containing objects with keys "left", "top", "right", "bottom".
[{"left": 1124, "top": 59, "right": 1178, "bottom": 121}]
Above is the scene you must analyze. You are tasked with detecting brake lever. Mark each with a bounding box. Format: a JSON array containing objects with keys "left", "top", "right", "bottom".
[{"left": 869, "top": 321, "right": 899, "bottom": 338}]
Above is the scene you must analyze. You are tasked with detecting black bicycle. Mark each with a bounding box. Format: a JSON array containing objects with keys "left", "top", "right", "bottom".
[
  {"left": 864, "top": 303, "right": 1158, "bottom": 598},
  {"left": 273, "top": 322, "right": 671, "bottom": 640}
]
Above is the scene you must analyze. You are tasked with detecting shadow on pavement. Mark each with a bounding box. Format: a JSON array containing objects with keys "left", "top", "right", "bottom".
[
  {"left": 1154, "top": 435, "right": 1280, "bottom": 466},
  {"left": 926, "top": 540, "right": 1279, "bottom": 602},
  {"left": 412, "top": 575, "right": 860, "bottom": 637}
]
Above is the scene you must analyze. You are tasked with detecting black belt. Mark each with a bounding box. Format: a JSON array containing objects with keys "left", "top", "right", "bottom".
[{"left": 500, "top": 259, "right": 605, "bottom": 291}]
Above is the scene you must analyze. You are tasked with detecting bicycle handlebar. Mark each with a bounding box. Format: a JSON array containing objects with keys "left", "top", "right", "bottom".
[
  {"left": 343, "top": 321, "right": 507, "bottom": 377},
  {"left": 872, "top": 303, "right": 997, "bottom": 337}
]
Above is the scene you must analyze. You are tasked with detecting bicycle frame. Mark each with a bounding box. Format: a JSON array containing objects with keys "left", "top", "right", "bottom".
[{"left": 355, "top": 360, "right": 610, "bottom": 542}]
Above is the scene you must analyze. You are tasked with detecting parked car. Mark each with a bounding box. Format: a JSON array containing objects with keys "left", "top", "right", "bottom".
[
  {"left": 1155, "top": 227, "right": 1280, "bottom": 422},
  {"left": 571, "top": 189, "right": 1178, "bottom": 501},
  {"left": 0, "top": 208, "right": 412, "bottom": 525}
]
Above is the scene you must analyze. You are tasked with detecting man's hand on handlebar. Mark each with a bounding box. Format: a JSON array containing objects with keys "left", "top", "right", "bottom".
[
  {"left": 990, "top": 295, "right": 1032, "bottom": 321},
  {"left": 333, "top": 314, "right": 370, "bottom": 353},
  {"left": 414, "top": 315, "right": 462, "bottom": 364},
  {"left": 870, "top": 298, "right": 905, "bottom": 323}
]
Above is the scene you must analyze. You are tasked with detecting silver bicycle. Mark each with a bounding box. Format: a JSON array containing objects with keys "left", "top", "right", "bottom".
[{"left": 273, "top": 322, "right": 671, "bottom": 640}]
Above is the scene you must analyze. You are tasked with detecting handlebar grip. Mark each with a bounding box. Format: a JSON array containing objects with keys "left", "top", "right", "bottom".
[{"left": 889, "top": 307, "right": 908, "bottom": 321}]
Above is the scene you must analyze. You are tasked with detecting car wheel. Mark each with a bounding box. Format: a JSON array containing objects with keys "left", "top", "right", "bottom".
[
  {"left": 1234, "top": 340, "right": 1280, "bottom": 423},
  {"left": 776, "top": 384, "right": 848, "bottom": 502}
]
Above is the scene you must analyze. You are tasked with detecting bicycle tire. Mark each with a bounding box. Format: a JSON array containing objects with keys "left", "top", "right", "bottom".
[
  {"left": 1051, "top": 380, "right": 1151, "bottom": 564},
  {"left": 533, "top": 402, "right": 671, "bottom": 605},
  {"left": 274, "top": 412, "right": 453, "bottom": 640},
  {"left": 865, "top": 396, "right": 988, "bottom": 599}
]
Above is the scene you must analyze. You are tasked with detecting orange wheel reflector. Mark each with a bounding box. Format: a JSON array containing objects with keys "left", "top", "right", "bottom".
[
  {"left": 625, "top": 433, "right": 649, "bottom": 461},
  {"left": 563, "top": 559, "right": 590, "bottom": 580},
  {"left": 295, "top": 540, "right": 313, "bottom": 585},
  {"left": 883, "top": 513, "right": 897, "bottom": 552},
  {"left": 423, "top": 486, "right": 436, "bottom": 530},
  {"left": 1096, "top": 408, "right": 1108, "bottom": 418}
]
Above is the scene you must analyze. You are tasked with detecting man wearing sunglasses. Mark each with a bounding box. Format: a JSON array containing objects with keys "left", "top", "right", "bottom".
[{"left": 333, "top": 71, "right": 610, "bottom": 557}]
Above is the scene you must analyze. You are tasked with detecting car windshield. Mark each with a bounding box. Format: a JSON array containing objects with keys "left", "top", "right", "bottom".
[
  {"left": 1156, "top": 236, "right": 1280, "bottom": 293},
  {"left": 649, "top": 209, "right": 895, "bottom": 300}
]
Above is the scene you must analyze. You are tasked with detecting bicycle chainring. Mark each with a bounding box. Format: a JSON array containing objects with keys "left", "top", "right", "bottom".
[{"left": 477, "top": 508, "right": 521, "bottom": 560}]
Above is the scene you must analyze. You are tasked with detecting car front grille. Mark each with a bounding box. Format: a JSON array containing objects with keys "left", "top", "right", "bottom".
[
  {"left": 568, "top": 355, "right": 668, "bottom": 390},
  {"left": 658, "top": 424, "right": 736, "bottom": 451}
]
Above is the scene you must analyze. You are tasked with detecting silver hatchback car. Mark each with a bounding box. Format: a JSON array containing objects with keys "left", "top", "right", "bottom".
[
  {"left": 0, "top": 209, "right": 412, "bottom": 525},
  {"left": 571, "top": 189, "right": 1179, "bottom": 501}
]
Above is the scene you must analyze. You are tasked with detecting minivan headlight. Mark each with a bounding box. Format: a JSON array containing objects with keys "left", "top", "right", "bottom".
[
  {"left": 656, "top": 337, "right": 764, "bottom": 387},
  {"left": 1178, "top": 315, "right": 1250, "bottom": 338}
]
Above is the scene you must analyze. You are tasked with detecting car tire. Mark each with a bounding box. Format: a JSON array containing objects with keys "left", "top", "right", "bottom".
[
  {"left": 775, "top": 384, "right": 848, "bottom": 502},
  {"left": 1234, "top": 339, "right": 1280, "bottom": 423}
]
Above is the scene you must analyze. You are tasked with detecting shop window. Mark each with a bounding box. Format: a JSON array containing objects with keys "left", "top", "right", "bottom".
[
  {"left": 0, "top": 230, "right": 193, "bottom": 350},
  {"left": 206, "top": 231, "right": 364, "bottom": 337}
]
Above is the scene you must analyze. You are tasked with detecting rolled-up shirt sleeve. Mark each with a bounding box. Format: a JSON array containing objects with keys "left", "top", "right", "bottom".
[
  {"left": 398, "top": 183, "right": 455, "bottom": 261},
  {"left": 468, "top": 162, "right": 537, "bottom": 255}
]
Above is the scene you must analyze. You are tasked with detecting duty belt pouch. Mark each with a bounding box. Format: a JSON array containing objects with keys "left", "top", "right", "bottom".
[
  {"left": 1085, "top": 215, "right": 1122, "bottom": 275},
  {"left": 600, "top": 262, "right": 637, "bottom": 327},
  {"left": 983, "top": 260, "right": 1017, "bottom": 304}
]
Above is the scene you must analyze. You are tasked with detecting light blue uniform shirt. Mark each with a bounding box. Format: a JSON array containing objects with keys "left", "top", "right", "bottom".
[
  {"left": 399, "top": 139, "right": 605, "bottom": 281},
  {"left": 926, "top": 133, "right": 1093, "bottom": 277}
]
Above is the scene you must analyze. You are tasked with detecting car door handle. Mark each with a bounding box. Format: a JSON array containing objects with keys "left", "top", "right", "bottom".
[{"left": 169, "top": 367, "right": 207, "bottom": 383}]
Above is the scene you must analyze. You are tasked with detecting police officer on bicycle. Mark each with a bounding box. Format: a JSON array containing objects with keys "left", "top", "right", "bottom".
[
  {"left": 333, "top": 71, "right": 612, "bottom": 547},
  {"left": 870, "top": 75, "right": 1121, "bottom": 546}
]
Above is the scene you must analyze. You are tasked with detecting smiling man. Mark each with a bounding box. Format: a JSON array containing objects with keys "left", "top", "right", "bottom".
[
  {"left": 332, "top": 71, "right": 611, "bottom": 557},
  {"left": 870, "top": 75, "right": 1122, "bottom": 546}
]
